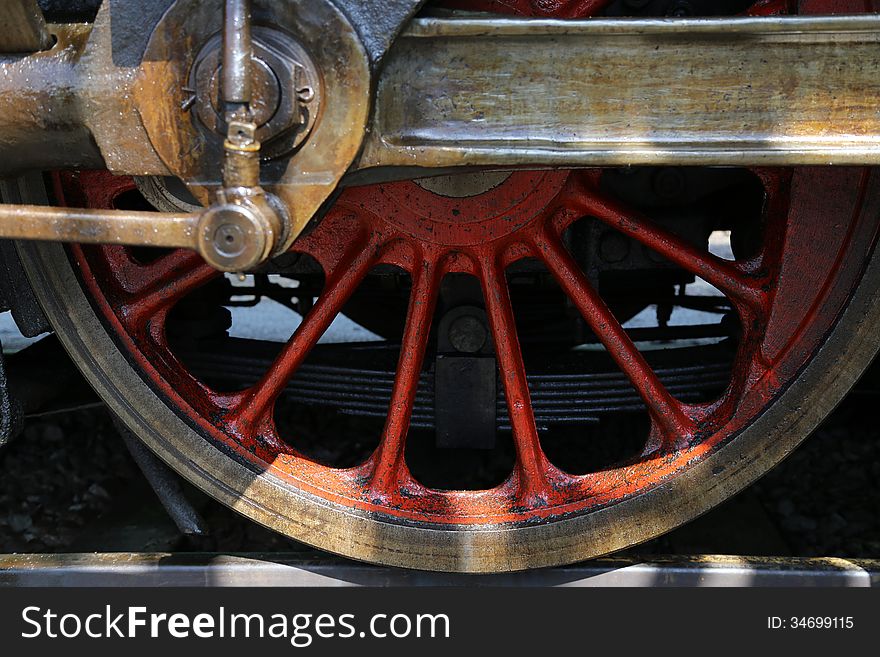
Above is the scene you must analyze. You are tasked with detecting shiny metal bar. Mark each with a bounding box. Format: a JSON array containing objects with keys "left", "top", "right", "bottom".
[
  {"left": 3, "top": 14, "right": 880, "bottom": 179},
  {"left": 0, "top": 205, "right": 198, "bottom": 249},
  {"left": 357, "top": 15, "right": 880, "bottom": 169},
  {"left": 0, "top": 194, "right": 275, "bottom": 273},
  {"left": 0, "top": 0, "right": 53, "bottom": 53},
  {"left": 222, "top": 0, "right": 253, "bottom": 108}
]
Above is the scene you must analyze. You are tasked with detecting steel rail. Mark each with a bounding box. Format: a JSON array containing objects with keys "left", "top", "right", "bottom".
[{"left": 1, "top": 553, "right": 877, "bottom": 587}]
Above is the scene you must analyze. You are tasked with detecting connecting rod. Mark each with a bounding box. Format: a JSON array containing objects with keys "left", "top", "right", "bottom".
[
  {"left": 3, "top": 7, "right": 880, "bottom": 270},
  {"left": 193, "top": 0, "right": 287, "bottom": 272}
]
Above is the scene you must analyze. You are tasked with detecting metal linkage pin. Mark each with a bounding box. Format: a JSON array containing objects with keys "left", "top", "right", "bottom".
[{"left": 195, "top": 0, "right": 287, "bottom": 273}]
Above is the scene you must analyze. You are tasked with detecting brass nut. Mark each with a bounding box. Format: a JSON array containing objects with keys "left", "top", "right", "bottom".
[{"left": 190, "top": 27, "right": 321, "bottom": 160}]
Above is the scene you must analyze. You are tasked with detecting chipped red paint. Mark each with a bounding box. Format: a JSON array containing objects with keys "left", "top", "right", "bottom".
[
  {"left": 61, "top": 0, "right": 880, "bottom": 526},
  {"left": 799, "top": 0, "right": 877, "bottom": 13},
  {"left": 746, "top": 0, "right": 795, "bottom": 15}
]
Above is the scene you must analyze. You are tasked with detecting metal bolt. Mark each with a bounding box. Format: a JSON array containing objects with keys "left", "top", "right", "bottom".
[
  {"left": 448, "top": 315, "right": 488, "bottom": 354},
  {"left": 599, "top": 231, "right": 631, "bottom": 263},
  {"left": 668, "top": 1, "right": 694, "bottom": 16},
  {"left": 214, "top": 223, "right": 246, "bottom": 256},
  {"left": 190, "top": 28, "right": 322, "bottom": 160},
  {"left": 181, "top": 93, "right": 198, "bottom": 112}
]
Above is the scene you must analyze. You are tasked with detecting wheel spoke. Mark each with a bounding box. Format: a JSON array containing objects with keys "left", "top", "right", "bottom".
[
  {"left": 120, "top": 250, "right": 218, "bottom": 326},
  {"left": 571, "top": 189, "right": 766, "bottom": 312},
  {"left": 535, "top": 229, "right": 696, "bottom": 445},
  {"left": 557, "top": 0, "right": 614, "bottom": 17},
  {"left": 370, "top": 252, "right": 440, "bottom": 497},
  {"left": 233, "top": 237, "right": 381, "bottom": 428},
  {"left": 479, "top": 256, "right": 550, "bottom": 502},
  {"left": 745, "top": 0, "right": 791, "bottom": 15}
]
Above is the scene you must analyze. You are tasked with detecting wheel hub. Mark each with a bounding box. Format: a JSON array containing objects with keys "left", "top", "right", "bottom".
[{"left": 367, "top": 171, "right": 571, "bottom": 247}]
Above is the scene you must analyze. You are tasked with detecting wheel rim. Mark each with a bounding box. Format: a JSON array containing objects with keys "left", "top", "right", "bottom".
[{"left": 25, "top": 0, "right": 880, "bottom": 568}]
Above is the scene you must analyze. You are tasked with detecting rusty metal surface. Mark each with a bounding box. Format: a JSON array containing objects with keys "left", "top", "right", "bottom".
[
  {"left": 0, "top": 24, "right": 104, "bottom": 172},
  {"left": 0, "top": 0, "right": 53, "bottom": 53},
  {"left": 0, "top": 20, "right": 165, "bottom": 175},
  {"left": 18, "top": 158, "right": 880, "bottom": 570},
  {"left": 1, "top": 553, "right": 878, "bottom": 587},
  {"left": 5, "top": 1, "right": 880, "bottom": 574},
  {"left": 358, "top": 15, "right": 880, "bottom": 169},
  {"left": 135, "top": 0, "right": 371, "bottom": 249}
]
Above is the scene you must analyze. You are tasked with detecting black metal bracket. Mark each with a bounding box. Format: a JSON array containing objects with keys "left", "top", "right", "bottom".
[
  {"left": 0, "top": 176, "right": 53, "bottom": 339},
  {"left": 330, "top": 0, "right": 428, "bottom": 66},
  {"left": 116, "top": 422, "right": 210, "bottom": 540},
  {"left": 435, "top": 303, "right": 497, "bottom": 450},
  {"left": 0, "top": 341, "right": 23, "bottom": 449}
]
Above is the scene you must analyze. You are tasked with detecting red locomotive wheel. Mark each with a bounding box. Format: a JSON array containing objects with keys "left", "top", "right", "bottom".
[{"left": 12, "top": 0, "right": 880, "bottom": 571}]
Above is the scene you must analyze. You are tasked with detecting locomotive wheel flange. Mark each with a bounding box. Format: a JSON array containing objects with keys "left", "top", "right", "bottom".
[{"left": 135, "top": 0, "right": 372, "bottom": 249}]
